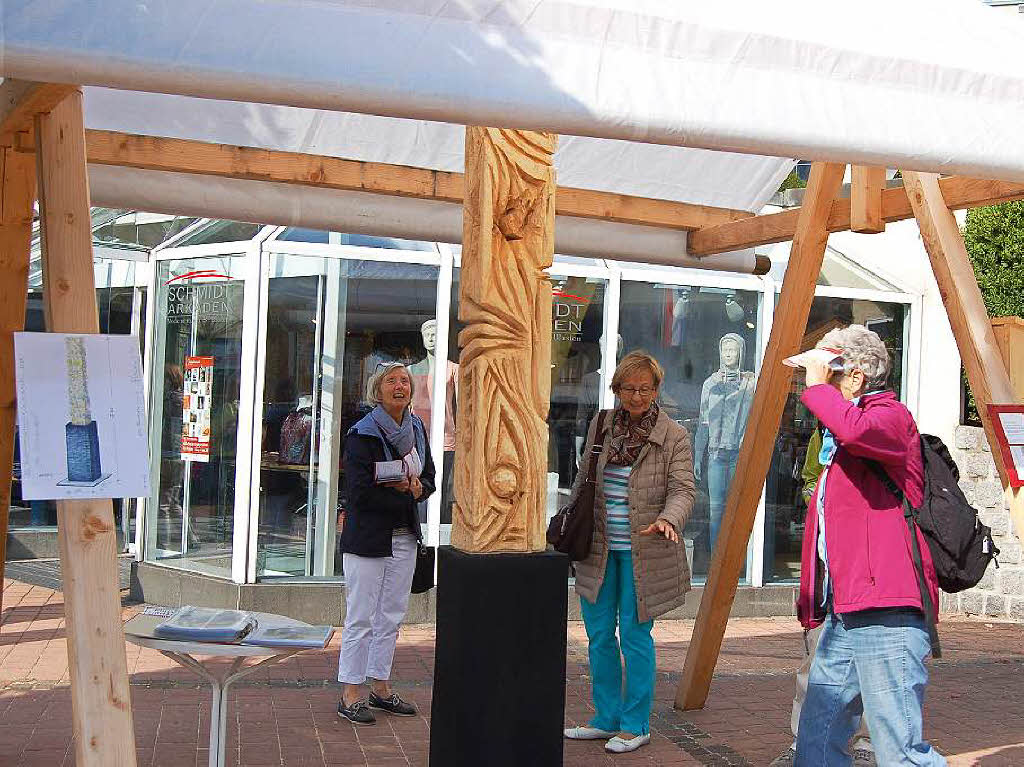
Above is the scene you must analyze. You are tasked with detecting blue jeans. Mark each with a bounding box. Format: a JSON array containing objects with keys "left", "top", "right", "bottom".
[
  {"left": 795, "top": 609, "right": 946, "bottom": 766},
  {"left": 708, "top": 450, "right": 738, "bottom": 550},
  {"left": 580, "top": 549, "right": 655, "bottom": 735}
]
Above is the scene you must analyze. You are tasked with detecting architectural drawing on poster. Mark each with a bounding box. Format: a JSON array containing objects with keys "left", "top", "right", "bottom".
[{"left": 14, "top": 332, "right": 151, "bottom": 501}]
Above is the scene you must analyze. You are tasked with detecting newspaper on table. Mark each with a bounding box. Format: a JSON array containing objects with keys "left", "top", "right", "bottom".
[
  {"left": 242, "top": 625, "right": 335, "bottom": 649},
  {"left": 154, "top": 606, "right": 257, "bottom": 643}
]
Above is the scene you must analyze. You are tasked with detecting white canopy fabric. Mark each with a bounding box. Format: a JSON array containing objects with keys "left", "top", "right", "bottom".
[
  {"left": 80, "top": 89, "right": 792, "bottom": 213},
  {"left": 4, "top": 0, "right": 1024, "bottom": 181}
]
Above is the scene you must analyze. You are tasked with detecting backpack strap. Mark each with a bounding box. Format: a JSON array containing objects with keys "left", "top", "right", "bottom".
[{"left": 864, "top": 458, "right": 942, "bottom": 659}]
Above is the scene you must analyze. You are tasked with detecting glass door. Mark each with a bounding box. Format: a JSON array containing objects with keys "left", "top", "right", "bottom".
[
  {"left": 255, "top": 249, "right": 441, "bottom": 578},
  {"left": 147, "top": 255, "right": 246, "bottom": 578}
]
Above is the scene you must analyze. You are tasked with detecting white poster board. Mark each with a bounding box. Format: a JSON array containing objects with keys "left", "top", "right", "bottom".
[{"left": 14, "top": 332, "right": 151, "bottom": 500}]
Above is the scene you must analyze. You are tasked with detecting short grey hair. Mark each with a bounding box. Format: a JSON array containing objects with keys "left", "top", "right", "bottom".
[
  {"left": 365, "top": 361, "right": 415, "bottom": 406},
  {"left": 817, "top": 324, "right": 891, "bottom": 391}
]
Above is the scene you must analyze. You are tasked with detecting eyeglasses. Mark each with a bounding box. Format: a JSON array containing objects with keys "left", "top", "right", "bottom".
[{"left": 619, "top": 386, "right": 656, "bottom": 397}]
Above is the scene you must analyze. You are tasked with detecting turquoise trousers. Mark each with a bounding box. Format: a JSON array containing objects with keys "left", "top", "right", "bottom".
[{"left": 580, "top": 549, "right": 656, "bottom": 735}]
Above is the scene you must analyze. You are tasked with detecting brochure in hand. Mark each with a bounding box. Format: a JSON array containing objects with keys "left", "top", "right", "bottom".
[
  {"left": 374, "top": 447, "right": 422, "bottom": 484},
  {"left": 153, "top": 606, "right": 257, "bottom": 643},
  {"left": 783, "top": 347, "right": 845, "bottom": 372},
  {"left": 242, "top": 625, "right": 335, "bottom": 649}
]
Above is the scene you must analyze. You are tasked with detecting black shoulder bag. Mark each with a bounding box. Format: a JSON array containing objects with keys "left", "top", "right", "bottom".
[{"left": 546, "top": 410, "right": 609, "bottom": 561}]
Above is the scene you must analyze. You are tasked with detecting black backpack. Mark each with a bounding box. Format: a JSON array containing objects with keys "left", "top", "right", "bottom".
[{"left": 869, "top": 434, "right": 1000, "bottom": 657}]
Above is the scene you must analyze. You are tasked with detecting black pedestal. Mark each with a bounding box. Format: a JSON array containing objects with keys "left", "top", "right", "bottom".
[{"left": 429, "top": 546, "right": 569, "bottom": 767}]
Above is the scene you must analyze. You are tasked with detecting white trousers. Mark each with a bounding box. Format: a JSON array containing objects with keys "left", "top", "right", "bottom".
[
  {"left": 337, "top": 533, "right": 417, "bottom": 684},
  {"left": 792, "top": 623, "right": 872, "bottom": 752}
]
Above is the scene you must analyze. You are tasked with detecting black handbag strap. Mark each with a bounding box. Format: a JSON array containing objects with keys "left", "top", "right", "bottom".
[
  {"left": 864, "top": 458, "right": 942, "bottom": 658},
  {"left": 584, "top": 411, "right": 610, "bottom": 486}
]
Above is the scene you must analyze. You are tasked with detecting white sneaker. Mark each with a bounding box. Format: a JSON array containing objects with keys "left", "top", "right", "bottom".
[
  {"left": 605, "top": 733, "right": 651, "bottom": 753},
  {"left": 564, "top": 726, "right": 617, "bottom": 740}
]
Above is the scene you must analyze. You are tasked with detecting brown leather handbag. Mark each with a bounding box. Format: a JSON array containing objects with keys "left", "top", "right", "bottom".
[{"left": 546, "top": 410, "right": 608, "bottom": 561}]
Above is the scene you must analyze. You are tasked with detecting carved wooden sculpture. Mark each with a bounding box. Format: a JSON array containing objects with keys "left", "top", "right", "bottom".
[{"left": 452, "top": 127, "right": 556, "bottom": 553}]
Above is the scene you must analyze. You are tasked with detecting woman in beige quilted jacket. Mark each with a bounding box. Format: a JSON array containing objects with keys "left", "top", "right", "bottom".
[{"left": 564, "top": 351, "right": 695, "bottom": 754}]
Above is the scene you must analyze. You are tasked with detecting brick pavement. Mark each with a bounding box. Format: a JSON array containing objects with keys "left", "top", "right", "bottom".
[{"left": 3, "top": 578, "right": 1024, "bottom": 766}]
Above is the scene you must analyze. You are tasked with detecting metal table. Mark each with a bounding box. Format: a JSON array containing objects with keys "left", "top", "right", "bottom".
[{"left": 124, "top": 611, "right": 333, "bottom": 767}]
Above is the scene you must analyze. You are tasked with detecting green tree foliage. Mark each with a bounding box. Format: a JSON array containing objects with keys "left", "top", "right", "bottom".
[
  {"left": 777, "top": 169, "right": 807, "bottom": 193},
  {"left": 963, "top": 200, "right": 1024, "bottom": 318},
  {"left": 960, "top": 201, "right": 1024, "bottom": 423}
]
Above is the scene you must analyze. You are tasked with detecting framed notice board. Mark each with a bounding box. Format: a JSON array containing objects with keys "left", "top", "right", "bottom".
[{"left": 988, "top": 404, "right": 1024, "bottom": 489}]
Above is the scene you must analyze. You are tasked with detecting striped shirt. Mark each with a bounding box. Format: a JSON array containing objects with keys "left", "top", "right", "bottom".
[{"left": 603, "top": 464, "right": 633, "bottom": 551}]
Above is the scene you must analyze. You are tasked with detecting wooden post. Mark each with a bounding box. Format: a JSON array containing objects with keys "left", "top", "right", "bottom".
[
  {"left": 904, "top": 171, "right": 1024, "bottom": 546},
  {"left": 851, "top": 166, "right": 886, "bottom": 234},
  {"left": 451, "top": 127, "right": 557, "bottom": 553},
  {"left": 991, "top": 317, "right": 1024, "bottom": 398},
  {"left": 0, "top": 146, "right": 37, "bottom": 621},
  {"left": 35, "top": 90, "right": 137, "bottom": 766},
  {"left": 675, "top": 162, "right": 845, "bottom": 710}
]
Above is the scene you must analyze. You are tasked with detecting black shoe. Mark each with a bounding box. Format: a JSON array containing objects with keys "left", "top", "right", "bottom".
[
  {"left": 337, "top": 699, "right": 376, "bottom": 726},
  {"left": 368, "top": 691, "right": 417, "bottom": 716}
]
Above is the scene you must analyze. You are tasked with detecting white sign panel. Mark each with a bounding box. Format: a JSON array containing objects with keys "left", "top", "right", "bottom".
[{"left": 14, "top": 332, "right": 150, "bottom": 500}]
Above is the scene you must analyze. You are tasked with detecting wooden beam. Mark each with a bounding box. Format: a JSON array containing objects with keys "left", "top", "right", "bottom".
[
  {"left": 68, "top": 130, "right": 749, "bottom": 231},
  {"left": 451, "top": 127, "right": 556, "bottom": 553},
  {"left": 36, "top": 91, "right": 137, "bottom": 766},
  {"left": 903, "top": 171, "right": 1024, "bottom": 548},
  {"left": 851, "top": 166, "right": 886, "bottom": 234},
  {"left": 992, "top": 318, "right": 1024, "bottom": 400},
  {"left": 676, "top": 162, "right": 846, "bottom": 711},
  {"left": 689, "top": 176, "right": 1024, "bottom": 256},
  {"left": 0, "top": 147, "right": 36, "bottom": 622},
  {"left": 0, "top": 80, "right": 76, "bottom": 146}
]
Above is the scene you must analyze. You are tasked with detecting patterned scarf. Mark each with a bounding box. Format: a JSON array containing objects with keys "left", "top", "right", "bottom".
[{"left": 607, "top": 402, "right": 660, "bottom": 466}]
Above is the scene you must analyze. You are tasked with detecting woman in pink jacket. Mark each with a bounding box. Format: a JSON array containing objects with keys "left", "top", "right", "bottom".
[{"left": 795, "top": 325, "right": 945, "bottom": 767}]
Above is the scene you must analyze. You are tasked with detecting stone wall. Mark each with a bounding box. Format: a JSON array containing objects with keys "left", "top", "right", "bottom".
[{"left": 941, "top": 425, "right": 1024, "bottom": 621}]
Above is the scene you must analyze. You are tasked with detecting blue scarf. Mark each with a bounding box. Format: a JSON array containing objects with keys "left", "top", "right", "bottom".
[{"left": 368, "top": 405, "right": 415, "bottom": 457}]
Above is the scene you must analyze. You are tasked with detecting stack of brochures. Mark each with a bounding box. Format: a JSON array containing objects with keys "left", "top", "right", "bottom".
[
  {"left": 150, "top": 605, "right": 334, "bottom": 648},
  {"left": 242, "top": 625, "right": 334, "bottom": 649},
  {"left": 154, "top": 606, "right": 257, "bottom": 643}
]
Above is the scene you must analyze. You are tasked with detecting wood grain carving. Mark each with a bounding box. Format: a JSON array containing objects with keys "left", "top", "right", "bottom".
[{"left": 452, "top": 128, "right": 556, "bottom": 553}]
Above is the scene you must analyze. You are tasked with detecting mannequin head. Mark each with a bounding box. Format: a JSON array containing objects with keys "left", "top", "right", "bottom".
[
  {"left": 598, "top": 333, "right": 626, "bottom": 363},
  {"left": 421, "top": 319, "right": 437, "bottom": 355},
  {"left": 719, "top": 333, "right": 745, "bottom": 371}
]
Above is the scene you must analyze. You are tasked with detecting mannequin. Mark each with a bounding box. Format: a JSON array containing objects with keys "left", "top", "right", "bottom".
[
  {"left": 575, "top": 334, "right": 624, "bottom": 463},
  {"left": 279, "top": 394, "right": 314, "bottom": 465},
  {"left": 409, "top": 319, "right": 458, "bottom": 523},
  {"left": 694, "top": 333, "right": 756, "bottom": 551},
  {"left": 671, "top": 289, "right": 691, "bottom": 347}
]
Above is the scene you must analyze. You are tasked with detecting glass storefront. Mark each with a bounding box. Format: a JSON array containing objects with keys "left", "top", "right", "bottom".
[{"left": 89, "top": 219, "right": 915, "bottom": 591}]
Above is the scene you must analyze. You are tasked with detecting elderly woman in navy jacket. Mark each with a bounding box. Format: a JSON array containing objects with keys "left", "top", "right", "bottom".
[{"left": 336, "top": 362, "right": 435, "bottom": 726}]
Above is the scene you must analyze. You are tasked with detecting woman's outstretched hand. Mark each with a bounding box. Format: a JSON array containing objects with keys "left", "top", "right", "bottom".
[{"left": 640, "top": 519, "right": 678, "bottom": 543}]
